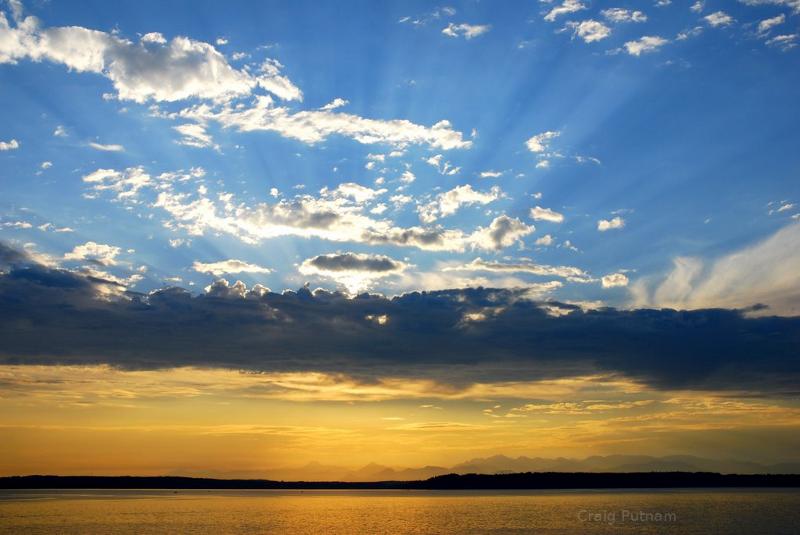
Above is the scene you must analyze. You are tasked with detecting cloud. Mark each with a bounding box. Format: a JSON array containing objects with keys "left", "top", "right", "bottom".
[
  {"left": 623, "top": 35, "right": 669, "bottom": 56},
  {"left": 2, "top": 241, "right": 799, "bottom": 394},
  {"left": 444, "top": 257, "right": 593, "bottom": 283},
  {"left": 601, "top": 8, "right": 647, "bottom": 23},
  {"left": 739, "top": 0, "right": 800, "bottom": 14},
  {"left": 757, "top": 14, "right": 785, "bottom": 35},
  {"left": 83, "top": 165, "right": 523, "bottom": 253},
  {"left": 544, "top": 0, "right": 586, "bottom": 22},
  {"left": 399, "top": 6, "right": 457, "bottom": 27},
  {"left": 601, "top": 273, "right": 629, "bottom": 288},
  {"left": 566, "top": 20, "right": 612, "bottom": 43},
  {"left": 176, "top": 97, "right": 472, "bottom": 151},
  {"left": 2, "top": 220, "right": 32, "bottom": 229},
  {"left": 690, "top": 1, "right": 705, "bottom": 13},
  {"left": 468, "top": 215, "right": 534, "bottom": 251},
  {"left": 530, "top": 206, "right": 564, "bottom": 223},
  {"left": 442, "top": 23, "right": 491, "bottom": 39},
  {"left": 765, "top": 33, "right": 798, "bottom": 51},
  {"left": 299, "top": 252, "right": 408, "bottom": 292},
  {"left": 192, "top": 259, "right": 272, "bottom": 276},
  {"left": 425, "top": 154, "right": 461, "bottom": 175},
  {"left": 535, "top": 234, "right": 554, "bottom": 246},
  {"left": 0, "top": 138, "right": 19, "bottom": 150},
  {"left": 417, "top": 184, "right": 501, "bottom": 223},
  {"left": 82, "top": 166, "right": 153, "bottom": 200},
  {"left": 63, "top": 241, "right": 121, "bottom": 266},
  {"left": 0, "top": 11, "right": 301, "bottom": 103},
  {"left": 173, "top": 123, "right": 217, "bottom": 149},
  {"left": 526, "top": 131, "right": 560, "bottom": 153},
  {"left": 704, "top": 11, "right": 734, "bottom": 27},
  {"left": 53, "top": 125, "right": 67, "bottom": 137},
  {"left": 597, "top": 216, "right": 625, "bottom": 231},
  {"left": 40, "top": 161, "right": 52, "bottom": 169},
  {"left": 88, "top": 142, "right": 124, "bottom": 152},
  {"left": 633, "top": 223, "right": 800, "bottom": 315},
  {"left": 0, "top": 6, "right": 469, "bottom": 153},
  {"left": 320, "top": 98, "right": 348, "bottom": 111},
  {"left": 480, "top": 170, "right": 503, "bottom": 178}
]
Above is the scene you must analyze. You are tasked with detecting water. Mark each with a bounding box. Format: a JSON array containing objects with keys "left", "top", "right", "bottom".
[{"left": 1, "top": 489, "right": 799, "bottom": 534}]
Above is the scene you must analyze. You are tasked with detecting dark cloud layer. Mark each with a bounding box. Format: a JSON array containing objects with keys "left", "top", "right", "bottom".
[
  {"left": 304, "top": 253, "right": 403, "bottom": 273},
  {"left": 1, "top": 243, "right": 798, "bottom": 393}
]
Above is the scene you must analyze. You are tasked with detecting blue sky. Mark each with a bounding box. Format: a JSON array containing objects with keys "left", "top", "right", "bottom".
[{"left": 1, "top": 0, "right": 799, "bottom": 311}]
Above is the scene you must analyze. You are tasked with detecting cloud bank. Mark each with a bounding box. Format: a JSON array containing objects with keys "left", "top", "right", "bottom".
[{"left": 1, "top": 242, "right": 798, "bottom": 394}]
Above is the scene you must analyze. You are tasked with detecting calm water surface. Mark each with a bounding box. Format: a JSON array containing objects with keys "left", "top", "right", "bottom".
[{"left": 1, "top": 488, "right": 799, "bottom": 534}]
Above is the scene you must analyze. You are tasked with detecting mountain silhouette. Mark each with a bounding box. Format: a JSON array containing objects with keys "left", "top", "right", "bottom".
[{"left": 260, "top": 454, "right": 800, "bottom": 482}]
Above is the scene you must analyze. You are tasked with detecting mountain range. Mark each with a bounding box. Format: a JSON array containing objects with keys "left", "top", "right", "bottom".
[{"left": 255, "top": 455, "right": 800, "bottom": 482}]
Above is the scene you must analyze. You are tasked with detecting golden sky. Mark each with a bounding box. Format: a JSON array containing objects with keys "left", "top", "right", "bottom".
[{"left": 2, "top": 365, "right": 799, "bottom": 478}]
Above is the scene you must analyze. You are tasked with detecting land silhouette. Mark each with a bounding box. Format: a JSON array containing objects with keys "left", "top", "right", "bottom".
[
  {"left": 204, "top": 454, "right": 800, "bottom": 482},
  {"left": 3, "top": 472, "right": 800, "bottom": 490}
]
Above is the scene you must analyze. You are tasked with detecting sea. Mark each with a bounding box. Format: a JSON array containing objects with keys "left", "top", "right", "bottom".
[{"left": 1, "top": 488, "right": 799, "bottom": 534}]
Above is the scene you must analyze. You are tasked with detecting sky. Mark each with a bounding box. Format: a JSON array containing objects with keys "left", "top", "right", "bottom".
[{"left": 1, "top": 0, "right": 800, "bottom": 477}]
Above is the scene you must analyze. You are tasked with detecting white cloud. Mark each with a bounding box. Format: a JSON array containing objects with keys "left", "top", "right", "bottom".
[
  {"left": 173, "top": 123, "right": 217, "bottom": 149},
  {"left": 0, "top": 13, "right": 301, "bottom": 103},
  {"left": 53, "top": 125, "right": 67, "bottom": 137},
  {"left": 256, "top": 58, "right": 303, "bottom": 101},
  {"left": 400, "top": 170, "right": 416, "bottom": 183},
  {"left": 177, "top": 97, "right": 472, "bottom": 151},
  {"left": 566, "top": 20, "right": 611, "bottom": 43},
  {"left": 704, "top": 11, "right": 734, "bottom": 27},
  {"left": 601, "top": 272, "right": 629, "bottom": 288},
  {"left": 738, "top": 0, "right": 800, "bottom": 14},
  {"left": 758, "top": 14, "right": 785, "bottom": 35},
  {"left": 773, "top": 202, "right": 795, "bottom": 213},
  {"left": 535, "top": 234, "right": 554, "bottom": 246},
  {"left": 633, "top": 223, "right": 800, "bottom": 315},
  {"left": 444, "top": 257, "right": 593, "bottom": 282},
  {"left": 623, "top": 35, "right": 669, "bottom": 56},
  {"left": 0, "top": 138, "right": 19, "bottom": 150},
  {"left": 676, "top": 26, "right": 703, "bottom": 40},
  {"left": 601, "top": 8, "right": 647, "bottom": 23},
  {"left": 321, "top": 182, "right": 386, "bottom": 204},
  {"left": 0, "top": 9, "right": 471, "bottom": 153},
  {"left": 526, "top": 130, "right": 560, "bottom": 153},
  {"left": 1, "top": 220, "right": 32, "bottom": 229},
  {"left": 40, "top": 161, "right": 52, "bottom": 169},
  {"left": 480, "top": 170, "right": 503, "bottom": 178},
  {"left": 442, "top": 22, "right": 491, "bottom": 39},
  {"left": 88, "top": 141, "right": 124, "bottom": 152},
  {"left": 425, "top": 153, "right": 461, "bottom": 175},
  {"left": 597, "top": 216, "right": 625, "bottom": 231},
  {"left": 766, "top": 33, "right": 798, "bottom": 51},
  {"left": 370, "top": 203, "right": 387, "bottom": 215},
  {"left": 83, "top": 165, "right": 527, "bottom": 253},
  {"left": 418, "top": 184, "right": 501, "bottom": 223},
  {"left": 530, "top": 206, "right": 564, "bottom": 223},
  {"left": 544, "top": 0, "right": 586, "bottom": 22},
  {"left": 82, "top": 167, "right": 152, "bottom": 200},
  {"left": 320, "top": 98, "right": 349, "bottom": 111},
  {"left": 192, "top": 259, "right": 272, "bottom": 276},
  {"left": 64, "top": 241, "right": 121, "bottom": 266},
  {"left": 690, "top": 1, "right": 705, "bottom": 13}
]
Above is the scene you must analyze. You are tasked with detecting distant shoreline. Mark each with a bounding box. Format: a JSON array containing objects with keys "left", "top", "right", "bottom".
[{"left": 3, "top": 472, "right": 800, "bottom": 490}]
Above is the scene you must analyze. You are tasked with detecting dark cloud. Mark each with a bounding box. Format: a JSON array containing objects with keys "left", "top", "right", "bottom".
[
  {"left": 0, "top": 242, "right": 798, "bottom": 393},
  {"left": 0, "top": 242, "right": 30, "bottom": 267},
  {"left": 304, "top": 253, "right": 404, "bottom": 273}
]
